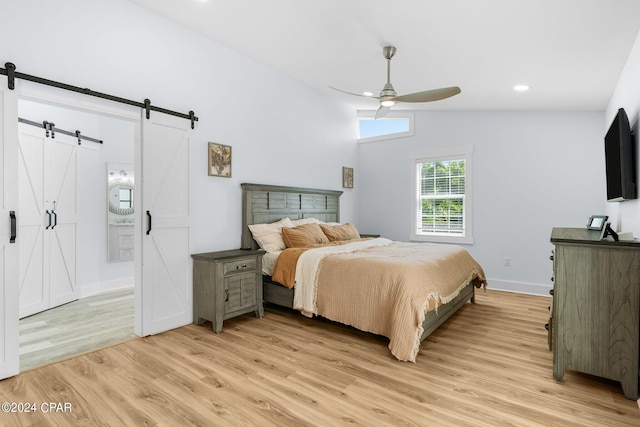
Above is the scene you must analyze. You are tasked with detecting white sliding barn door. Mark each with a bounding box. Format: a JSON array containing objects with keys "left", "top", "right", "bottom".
[
  {"left": 17, "top": 124, "right": 47, "bottom": 317},
  {"left": 47, "top": 138, "right": 78, "bottom": 308},
  {"left": 18, "top": 124, "right": 78, "bottom": 318},
  {"left": 138, "top": 111, "right": 193, "bottom": 336},
  {"left": 0, "top": 77, "right": 19, "bottom": 379}
]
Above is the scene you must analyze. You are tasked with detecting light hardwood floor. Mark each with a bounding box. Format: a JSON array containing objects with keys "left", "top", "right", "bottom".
[
  {"left": 19, "top": 288, "right": 135, "bottom": 371},
  {"left": 1, "top": 289, "right": 639, "bottom": 426}
]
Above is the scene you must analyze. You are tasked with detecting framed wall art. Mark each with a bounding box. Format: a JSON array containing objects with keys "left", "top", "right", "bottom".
[
  {"left": 208, "top": 142, "right": 232, "bottom": 177},
  {"left": 342, "top": 166, "right": 353, "bottom": 188}
]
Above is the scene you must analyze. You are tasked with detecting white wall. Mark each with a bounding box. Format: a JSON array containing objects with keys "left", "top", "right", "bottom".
[
  {"left": 605, "top": 30, "right": 640, "bottom": 235},
  {"left": 3, "top": 0, "right": 357, "bottom": 258},
  {"left": 357, "top": 111, "right": 605, "bottom": 295},
  {"left": 7, "top": 0, "right": 621, "bottom": 298}
]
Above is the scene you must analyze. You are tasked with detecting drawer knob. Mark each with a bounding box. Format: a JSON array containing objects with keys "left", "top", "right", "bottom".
[{"left": 237, "top": 264, "right": 247, "bottom": 269}]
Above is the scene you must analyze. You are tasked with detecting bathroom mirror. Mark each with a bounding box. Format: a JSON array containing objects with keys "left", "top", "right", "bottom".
[
  {"left": 107, "top": 162, "right": 134, "bottom": 262},
  {"left": 108, "top": 176, "right": 134, "bottom": 215}
]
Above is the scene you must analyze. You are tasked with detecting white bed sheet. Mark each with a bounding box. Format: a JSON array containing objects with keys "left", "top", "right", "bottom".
[{"left": 262, "top": 251, "right": 281, "bottom": 276}]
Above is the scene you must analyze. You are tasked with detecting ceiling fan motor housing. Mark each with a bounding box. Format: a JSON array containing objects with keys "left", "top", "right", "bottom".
[{"left": 379, "top": 82, "right": 397, "bottom": 100}]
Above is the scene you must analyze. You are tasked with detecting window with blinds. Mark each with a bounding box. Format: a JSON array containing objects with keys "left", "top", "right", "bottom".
[
  {"left": 419, "top": 159, "right": 465, "bottom": 234},
  {"left": 411, "top": 146, "right": 473, "bottom": 244}
]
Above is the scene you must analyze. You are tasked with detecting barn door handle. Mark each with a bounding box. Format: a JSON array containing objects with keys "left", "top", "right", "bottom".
[
  {"left": 9, "top": 211, "right": 16, "bottom": 243},
  {"left": 146, "top": 210, "right": 152, "bottom": 235},
  {"left": 45, "top": 210, "right": 52, "bottom": 229},
  {"left": 51, "top": 210, "right": 57, "bottom": 229}
]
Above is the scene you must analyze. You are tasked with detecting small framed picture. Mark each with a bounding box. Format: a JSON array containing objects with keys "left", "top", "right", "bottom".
[
  {"left": 342, "top": 166, "right": 353, "bottom": 188},
  {"left": 208, "top": 142, "right": 232, "bottom": 177}
]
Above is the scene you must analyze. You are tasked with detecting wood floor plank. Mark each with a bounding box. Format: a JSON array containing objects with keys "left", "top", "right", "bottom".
[
  {"left": 1, "top": 289, "right": 639, "bottom": 426},
  {"left": 19, "top": 288, "right": 135, "bottom": 371}
]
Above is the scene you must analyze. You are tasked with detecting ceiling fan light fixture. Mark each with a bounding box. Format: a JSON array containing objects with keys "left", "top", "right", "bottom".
[{"left": 329, "top": 45, "right": 461, "bottom": 109}]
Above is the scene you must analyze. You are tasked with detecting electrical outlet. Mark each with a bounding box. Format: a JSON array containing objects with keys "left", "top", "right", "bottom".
[{"left": 504, "top": 257, "right": 511, "bottom": 267}]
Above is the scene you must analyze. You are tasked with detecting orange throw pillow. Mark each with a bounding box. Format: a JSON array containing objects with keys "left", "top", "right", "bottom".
[
  {"left": 281, "top": 223, "right": 330, "bottom": 248},
  {"left": 319, "top": 223, "right": 360, "bottom": 241}
]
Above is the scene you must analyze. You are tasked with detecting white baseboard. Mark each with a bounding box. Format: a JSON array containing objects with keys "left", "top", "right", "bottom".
[
  {"left": 80, "top": 277, "right": 134, "bottom": 299},
  {"left": 486, "top": 278, "right": 552, "bottom": 297}
]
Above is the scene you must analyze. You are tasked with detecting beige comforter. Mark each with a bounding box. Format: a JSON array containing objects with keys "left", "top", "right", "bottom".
[{"left": 272, "top": 239, "right": 487, "bottom": 362}]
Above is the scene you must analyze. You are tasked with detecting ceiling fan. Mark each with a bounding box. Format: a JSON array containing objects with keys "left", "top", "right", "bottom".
[{"left": 330, "top": 46, "right": 461, "bottom": 119}]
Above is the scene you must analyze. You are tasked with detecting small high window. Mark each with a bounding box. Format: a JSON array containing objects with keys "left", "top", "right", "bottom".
[{"left": 358, "top": 112, "right": 414, "bottom": 143}]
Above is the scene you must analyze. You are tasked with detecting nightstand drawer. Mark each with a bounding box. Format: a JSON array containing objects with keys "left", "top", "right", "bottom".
[{"left": 223, "top": 258, "right": 257, "bottom": 275}]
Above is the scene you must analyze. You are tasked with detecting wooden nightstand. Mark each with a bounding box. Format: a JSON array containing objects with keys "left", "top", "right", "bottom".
[{"left": 191, "top": 249, "right": 265, "bottom": 333}]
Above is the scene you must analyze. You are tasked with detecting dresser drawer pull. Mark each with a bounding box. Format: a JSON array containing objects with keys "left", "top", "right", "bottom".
[
  {"left": 225, "top": 289, "right": 229, "bottom": 302},
  {"left": 236, "top": 264, "right": 247, "bottom": 270}
]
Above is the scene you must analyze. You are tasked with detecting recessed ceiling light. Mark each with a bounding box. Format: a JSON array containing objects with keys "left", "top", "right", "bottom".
[
  {"left": 363, "top": 91, "right": 374, "bottom": 97},
  {"left": 514, "top": 85, "right": 530, "bottom": 92}
]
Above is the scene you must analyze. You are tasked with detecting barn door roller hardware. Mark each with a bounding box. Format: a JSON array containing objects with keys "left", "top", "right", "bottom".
[
  {"left": 18, "top": 117, "right": 103, "bottom": 145},
  {"left": 6, "top": 62, "right": 15, "bottom": 90},
  {"left": 1, "top": 62, "right": 198, "bottom": 129}
]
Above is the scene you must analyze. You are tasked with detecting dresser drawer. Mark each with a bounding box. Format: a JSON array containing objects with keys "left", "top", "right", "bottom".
[
  {"left": 118, "top": 225, "right": 134, "bottom": 235},
  {"left": 223, "top": 257, "right": 257, "bottom": 275},
  {"left": 119, "top": 234, "right": 134, "bottom": 249},
  {"left": 120, "top": 248, "right": 134, "bottom": 261}
]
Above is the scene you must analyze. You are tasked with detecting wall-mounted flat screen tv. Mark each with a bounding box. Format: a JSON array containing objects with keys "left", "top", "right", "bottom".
[{"left": 605, "top": 108, "right": 637, "bottom": 202}]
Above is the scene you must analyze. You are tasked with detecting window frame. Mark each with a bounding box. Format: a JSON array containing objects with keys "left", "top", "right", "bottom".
[
  {"left": 357, "top": 111, "right": 414, "bottom": 143},
  {"left": 410, "top": 145, "right": 474, "bottom": 244}
]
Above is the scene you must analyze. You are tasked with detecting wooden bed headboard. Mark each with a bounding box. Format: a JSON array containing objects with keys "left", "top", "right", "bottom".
[{"left": 241, "top": 183, "right": 343, "bottom": 249}]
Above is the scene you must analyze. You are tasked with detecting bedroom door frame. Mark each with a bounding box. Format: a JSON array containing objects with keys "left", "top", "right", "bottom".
[
  {"left": 16, "top": 85, "right": 143, "bottom": 362},
  {"left": 0, "top": 75, "right": 19, "bottom": 379},
  {"left": 0, "top": 82, "right": 194, "bottom": 380}
]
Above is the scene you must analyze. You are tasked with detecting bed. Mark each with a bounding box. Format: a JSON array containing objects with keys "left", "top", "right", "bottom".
[{"left": 241, "top": 183, "right": 486, "bottom": 361}]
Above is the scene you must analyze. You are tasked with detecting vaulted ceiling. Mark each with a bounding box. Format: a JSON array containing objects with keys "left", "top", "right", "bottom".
[{"left": 131, "top": 0, "right": 640, "bottom": 112}]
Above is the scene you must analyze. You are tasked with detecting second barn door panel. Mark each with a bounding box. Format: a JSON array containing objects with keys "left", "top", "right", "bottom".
[{"left": 18, "top": 123, "right": 78, "bottom": 318}]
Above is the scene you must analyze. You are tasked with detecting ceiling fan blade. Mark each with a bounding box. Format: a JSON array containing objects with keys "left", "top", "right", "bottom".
[
  {"left": 374, "top": 105, "right": 390, "bottom": 119},
  {"left": 329, "top": 86, "right": 379, "bottom": 99},
  {"left": 392, "top": 86, "right": 461, "bottom": 103}
]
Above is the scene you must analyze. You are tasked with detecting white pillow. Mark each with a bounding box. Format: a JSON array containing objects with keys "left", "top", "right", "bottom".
[
  {"left": 248, "top": 217, "right": 294, "bottom": 252},
  {"left": 290, "top": 217, "right": 321, "bottom": 226}
]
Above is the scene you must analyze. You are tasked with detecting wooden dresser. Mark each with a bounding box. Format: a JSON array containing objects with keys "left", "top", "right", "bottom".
[
  {"left": 191, "top": 249, "right": 264, "bottom": 333},
  {"left": 550, "top": 227, "right": 640, "bottom": 399}
]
